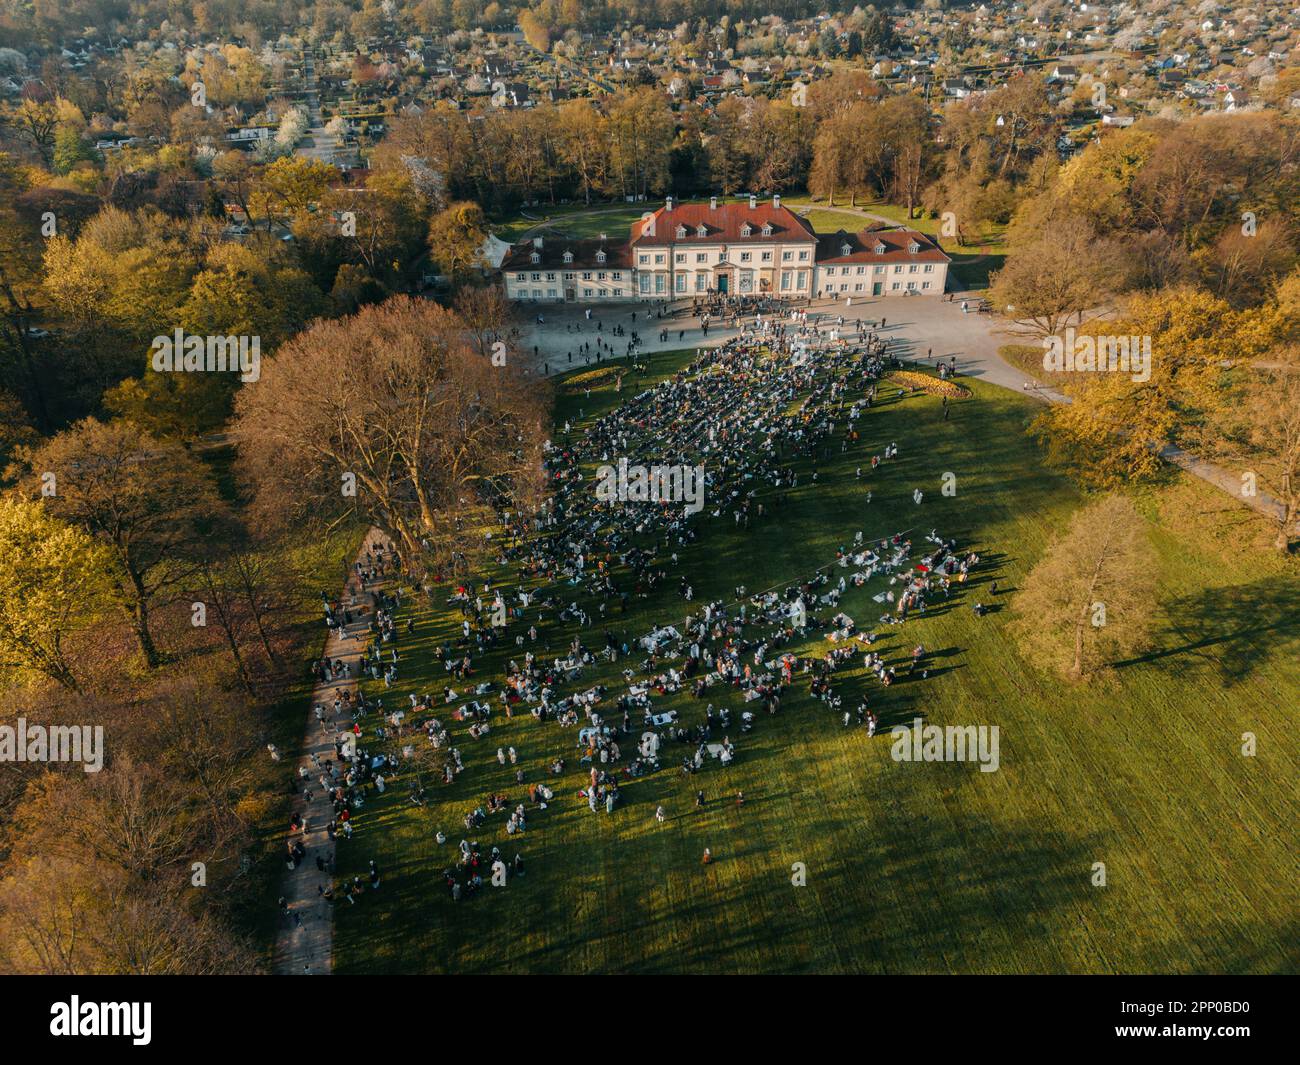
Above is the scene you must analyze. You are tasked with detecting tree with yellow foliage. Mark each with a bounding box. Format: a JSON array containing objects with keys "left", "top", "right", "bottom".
[
  {"left": 1010, "top": 493, "right": 1158, "bottom": 682},
  {"left": 1032, "top": 287, "right": 1272, "bottom": 488},
  {"left": 0, "top": 498, "right": 107, "bottom": 690}
]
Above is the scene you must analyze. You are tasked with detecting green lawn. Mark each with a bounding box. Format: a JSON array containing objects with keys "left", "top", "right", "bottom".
[
  {"left": 331, "top": 348, "right": 1299, "bottom": 974},
  {"left": 490, "top": 203, "right": 657, "bottom": 244}
]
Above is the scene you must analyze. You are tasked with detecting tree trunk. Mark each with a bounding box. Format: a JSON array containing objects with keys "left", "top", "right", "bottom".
[
  {"left": 127, "top": 593, "right": 162, "bottom": 669},
  {"left": 1278, "top": 500, "right": 1296, "bottom": 553}
]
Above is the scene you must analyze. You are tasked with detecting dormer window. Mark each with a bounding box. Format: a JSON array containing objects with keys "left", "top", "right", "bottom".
[
  {"left": 874, "top": 242, "right": 886, "bottom": 255},
  {"left": 761, "top": 223, "right": 772, "bottom": 236},
  {"left": 675, "top": 225, "right": 687, "bottom": 239},
  {"left": 740, "top": 223, "right": 752, "bottom": 237},
  {"left": 562, "top": 251, "right": 573, "bottom": 263},
  {"left": 841, "top": 242, "right": 852, "bottom": 256},
  {"left": 696, "top": 224, "right": 707, "bottom": 237},
  {"left": 530, "top": 251, "right": 540, "bottom": 264},
  {"left": 908, "top": 240, "right": 920, "bottom": 254},
  {"left": 595, "top": 250, "right": 606, "bottom": 264}
]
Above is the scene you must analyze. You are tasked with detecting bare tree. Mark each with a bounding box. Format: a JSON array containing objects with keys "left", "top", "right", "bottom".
[
  {"left": 231, "top": 297, "right": 548, "bottom": 578},
  {"left": 1011, "top": 494, "right": 1158, "bottom": 680}
]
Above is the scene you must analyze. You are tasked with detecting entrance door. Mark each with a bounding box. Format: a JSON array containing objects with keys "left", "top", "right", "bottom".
[
  {"left": 718, "top": 273, "right": 729, "bottom": 294},
  {"left": 565, "top": 288, "right": 576, "bottom": 302},
  {"left": 872, "top": 281, "right": 883, "bottom": 296}
]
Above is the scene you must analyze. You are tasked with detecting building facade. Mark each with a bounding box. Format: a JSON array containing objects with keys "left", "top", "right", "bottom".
[
  {"left": 630, "top": 195, "right": 817, "bottom": 299},
  {"left": 501, "top": 197, "right": 949, "bottom": 303},
  {"left": 813, "top": 227, "right": 949, "bottom": 298},
  {"left": 501, "top": 236, "right": 633, "bottom": 303}
]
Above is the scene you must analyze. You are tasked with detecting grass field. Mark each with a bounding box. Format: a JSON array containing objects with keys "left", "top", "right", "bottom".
[{"left": 330, "top": 347, "right": 1299, "bottom": 974}]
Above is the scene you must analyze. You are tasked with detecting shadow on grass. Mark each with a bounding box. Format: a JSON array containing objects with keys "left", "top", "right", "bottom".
[{"left": 1117, "top": 579, "right": 1300, "bottom": 687}]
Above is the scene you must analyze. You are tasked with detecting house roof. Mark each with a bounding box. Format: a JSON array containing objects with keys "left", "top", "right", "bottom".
[
  {"left": 502, "top": 236, "right": 633, "bottom": 271},
  {"left": 632, "top": 201, "right": 816, "bottom": 247},
  {"left": 814, "top": 227, "right": 951, "bottom": 265}
]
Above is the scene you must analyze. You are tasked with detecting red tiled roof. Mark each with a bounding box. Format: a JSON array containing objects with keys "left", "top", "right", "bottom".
[
  {"left": 814, "top": 227, "right": 950, "bottom": 265},
  {"left": 631, "top": 201, "right": 816, "bottom": 247}
]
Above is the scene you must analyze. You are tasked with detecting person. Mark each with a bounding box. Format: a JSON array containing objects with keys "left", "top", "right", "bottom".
[
  {"left": 655, "top": 805, "right": 666, "bottom": 823},
  {"left": 702, "top": 848, "right": 713, "bottom": 865}
]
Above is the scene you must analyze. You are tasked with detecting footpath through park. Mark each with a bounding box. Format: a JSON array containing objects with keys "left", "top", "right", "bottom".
[{"left": 273, "top": 529, "right": 392, "bottom": 975}]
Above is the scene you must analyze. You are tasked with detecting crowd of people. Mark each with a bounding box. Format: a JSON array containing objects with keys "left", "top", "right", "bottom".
[{"left": 279, "top": 307, "right": 993, "bottom": 921}]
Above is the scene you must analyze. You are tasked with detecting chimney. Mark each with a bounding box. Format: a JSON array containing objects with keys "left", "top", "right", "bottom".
[
  {"left": 599, "top": 232, "right": 606, "bottom": 241},
  {"left": 532, "top": 236, "right": 543, "bottom": 249},
  {"left": 710, "top": 195, "right": 718, "bottom": 209},
  {"left": 749, "top": 194, "right": 757, "bottom": 209},
  {"left": 773, "top": 194, "right": 781, "bottom": 210},
  {"left": 665, "top": 195, "right": 674, "bottom": 211}
]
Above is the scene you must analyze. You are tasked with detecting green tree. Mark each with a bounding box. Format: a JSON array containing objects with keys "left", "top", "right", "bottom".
[{"left": 426, "top": 201, "right": 487, "bottom": 284}]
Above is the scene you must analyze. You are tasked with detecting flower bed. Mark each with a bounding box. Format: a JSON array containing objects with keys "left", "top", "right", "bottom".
[{"left": 885, "top": 370, "right": 971, "bottom": 398}]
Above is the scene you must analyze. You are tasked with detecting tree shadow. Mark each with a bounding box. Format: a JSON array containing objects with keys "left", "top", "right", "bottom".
[{"left": 1117, "top": 579, "right": 1300, "bottom": 687}]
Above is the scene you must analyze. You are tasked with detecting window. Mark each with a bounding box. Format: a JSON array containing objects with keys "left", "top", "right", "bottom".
[
  {"left": 564, "top": 272, "right": 575, "bottom": 281},
  {"left": 675, "top": 253, "right": 686, "bottom": 264},
  {"left": 874, "top": 265, "right": 885, "bottom": 275},
  {"left": 923, "top": 264, "right": 933, "bottom": 273},
  {"left": 675, "top": 274, "right": 687, "bottom": 292},
  {"left": 531, "top": 273, "right": 540, "bottom": 281},
  {"left": 546, "top": 272, "right": 556, "bottom": 281},
  {"left": 906, "top": 281, "right": 916, "bottom": 290},
  {"left": 675, "top": 225, "right": 687, "bottom": 239},
  {"left": 639, "top": 274, "right": 652, "bottom": 294},
  {"left": 596, "top": 251, "right": 606, "bottom": 264},
  {"left": 547, "top": 288, "right": 557, "bottom": 298},
  {"left": 798, "top": 250, "right": 809, "bottom": 261},
  {"left": 891, "top": 282, "right": 900, "bottom": 290},
  {"left": 893, "top": 265, "right": 903, "bottom": 274},
  {"left": 761, "top": 251, "right": 772, "bottom": 262},
  {"left": 532, "top": 289, "right": 542, "bottom": 298},
  {"left": 922, "top": 282, "right": 931, "bottom": 290},
  {"left": 597, "top": 271, "right": 606, "bottom": 280},
  {"left": 908, "top": 264, "right": 918, "bottom": 274},
  {"left": 740, "top": 272, "right": 753, "bottom": 292},
  {"left": 583, "top": 288, "right": 593, "bottom": 297},
  {"left": 855, "top": 266, "right": 864, "bottom": 275},
  {"left": 562, "top": 251, "right": 573, "bottom": 263},
  {"left": 515, "top": 273, "right": 525, "bottom": 281},
  {"left": 854, "top": 283, "right": 863, "bottom": 292},
  {"left": 530, "top": 252, "right": 540, "bottom": 264},
  {"left": 740, "top": 252, "right": 751, "bottom": 262},
  {"left": 797, "top": 271, "right": 807, "bottom": 290},
  {"left": 841, "top": 243, "right": 852, "bottom": 256},
  {"left": 761, "top": 222, "right": 773, "bottom": 235},
  {"left": 612, "top": 272, "right": 622, "bottom": 280},
  {"left": 654, "top": 274, "right": 666, "bottom": 293},
  {"left": 613, "top": 289, "right": 623, "bottom": 296},
  {"left": 782, "top": 251, "right": 792, "bottom": 261},
  {"left": 908, "top": 241, "right": 920, "bottom": 254},
  {"left": 582, "top": 272, "right": 592, "bottom": 280},
  {"left": 696, "top": 253, "right": 707, "bottom": 264},
  {"left": 874, "top": 242, "right": 886, "bottom": 254},
  {"left": 655, "top": 254, "right": 665, "bottom": 264},
  {"left": 780, "top": 270, "right": 792, "bottom": 291},
  {"left": 740, "top": 223, "right": 752, "bottom": 237},
  {"left": 639, "top": 254, "right": 650, "bottom": 265},
  {"left": 696, "top": 224, "right": 707, "bottom": 237},
  {"left": 695, "top": 274, "right": 706, "bottom": 292}
]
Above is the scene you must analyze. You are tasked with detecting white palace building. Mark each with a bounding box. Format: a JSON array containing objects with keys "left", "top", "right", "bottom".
[{"left": 501, "top": 195, "right": 951, "bottom": 304}]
